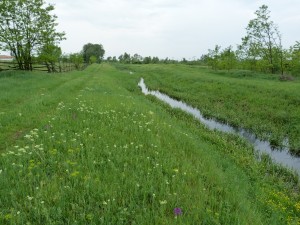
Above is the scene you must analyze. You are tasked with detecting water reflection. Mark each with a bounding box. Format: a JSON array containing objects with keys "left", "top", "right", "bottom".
[{"left": 138, "top": 78, "right": 300, "bottom": 175}]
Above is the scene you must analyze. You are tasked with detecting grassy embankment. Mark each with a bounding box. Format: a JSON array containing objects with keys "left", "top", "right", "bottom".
[
  {"left": 0, "top": 64, "right": 299, "bottom": 224},
  {"left": 121, "top": 64, "right": 300, "bottom": 155}
]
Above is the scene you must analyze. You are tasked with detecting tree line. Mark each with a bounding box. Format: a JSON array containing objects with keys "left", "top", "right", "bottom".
[
  {"left": 0, "top": 0, "right": 105, "bottom": 73},
  {"left": 106, "top": 5, "right": 300, "bottom": 78},
  {"left": 1, "top": 1, "right": 299, "bottom": 77},
  {"left": 200, "top": 5, "right": 300, "bottom": 77},
  {"left": 106, "top": 53, "right": 177, "bottom": 64}
]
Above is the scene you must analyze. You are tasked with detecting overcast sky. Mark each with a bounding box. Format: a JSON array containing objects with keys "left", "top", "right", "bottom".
[{"left": 48, "top": 0, "right": 300, "bottom": 59}]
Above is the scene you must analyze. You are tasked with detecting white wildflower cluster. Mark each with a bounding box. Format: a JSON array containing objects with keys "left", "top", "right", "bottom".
[
  {"left": 24, "top": 128, "right": 39, "bottom": 142},
  {"left": 57, "top": 101, "right": 66, "bottom": 110}
]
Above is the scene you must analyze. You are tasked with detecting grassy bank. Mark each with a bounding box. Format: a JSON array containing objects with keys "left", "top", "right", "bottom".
[
  {"left": 119, "top": 64, "right": 300, "bottom": 155},
  {"left": 0, "top": 64, "right": 299, "bottom": 224}
]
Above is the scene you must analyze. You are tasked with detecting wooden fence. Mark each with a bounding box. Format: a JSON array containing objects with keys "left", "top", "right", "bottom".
[{"left": 0, "top": 61, "right": 79, "bottom": 73}]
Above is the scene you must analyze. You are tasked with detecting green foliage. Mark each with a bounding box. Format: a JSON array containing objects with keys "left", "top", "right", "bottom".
[
  {"left": 0, "top": 0, "right": 65, "bottom": 71},
  {"left": 289, "top": 42, "right": 300, "bottom": 76},
  {"left": 69, "top": 53, "right": 84, "bottom": 70},
  {"left": 120, "top": 63, "right": 300, "bottom": 155},
  {"left": 118, "top": 52, "right": 131, "bottom": 63},
  {"left": 0, "top": 64, "right": 299, "bottom": 224},
  {"left": 131, "top": 53, "right": 143, "bottom": 64},
  {"left": 89, "top": 55, "right": 97, "bottom": 64},
  {"left": 200, "top": 5, "right": 297, "bottom": 77},
  {"left": 201, "top": 45, "right": 237, "bottom": 71},
  {"left": 240, "top": 5, "right": 282, "bottom": 74},
  {"left": 207, "top": 45, "right": 221, "bottom": 70},
  {"left": 117, "top": 53, "right": 161, "bottom": 64},
  {"left": 38, "top": 45, "right": 62, "bottom": 72},
  {"left": 219, "top": 46, "right": 237, "bottom": 71},
  {"left": 82, "top": 43, "right": 105, "bottom": 64}
]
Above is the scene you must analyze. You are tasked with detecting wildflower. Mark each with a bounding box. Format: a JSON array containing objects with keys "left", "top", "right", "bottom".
[
  {"left": 24, "top": 134, "right": 32, "bottom": 139},
  {"left": 174, "top": 207, "right": 182, "bottom": 216},
  {"left": 27, "top": 196, "right": 34, "bottom": 201},
  {"left": 159, "top": 200, "right": 167, "bottom": 205}
]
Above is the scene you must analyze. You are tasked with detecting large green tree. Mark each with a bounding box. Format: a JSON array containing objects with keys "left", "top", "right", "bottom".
[
  {"left": 82, "top": 43, "right": 105, "bottom": 64},
  {"left": 0, "top": 0, "right": 65, "bottom": 70},
  {"left": 240, "top": 5, "right": 282, "bottom": 74}
]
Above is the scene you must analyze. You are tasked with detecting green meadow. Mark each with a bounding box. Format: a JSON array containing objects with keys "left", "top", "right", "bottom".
[
  {"left": 122, "top": 64, "right": 300, "bottom": 155},
  {"left": 0, "top": 64, "right": 300, "bottom": 224}
]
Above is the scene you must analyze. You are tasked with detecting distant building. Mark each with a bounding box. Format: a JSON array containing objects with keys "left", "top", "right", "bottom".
[{"left": 0, "top": 55, "right": 14, "bottom": 61}]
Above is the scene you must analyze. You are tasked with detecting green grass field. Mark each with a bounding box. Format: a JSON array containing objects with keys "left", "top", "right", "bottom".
[
  {"left": 0, "top": 64, "right": 299, "bottom": 224},
  {"left": 120, "top": 64, "right": 300, "bottom": 155}
]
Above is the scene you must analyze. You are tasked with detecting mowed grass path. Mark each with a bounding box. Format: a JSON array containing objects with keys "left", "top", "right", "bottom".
[
  {"left": 122, "top": 64, "right": 300, "bottom": 155},
  {"left": 0, "top": 64, "right": 299, "bottom": 224}
]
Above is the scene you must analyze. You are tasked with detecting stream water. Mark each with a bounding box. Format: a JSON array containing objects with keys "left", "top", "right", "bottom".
[{"left": 138, "top": 78, "right": 300, "bottom": 176}]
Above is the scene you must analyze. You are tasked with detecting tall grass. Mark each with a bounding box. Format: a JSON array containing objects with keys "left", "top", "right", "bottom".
[
  {"left": 0, "top": 64, "right": 299, "bottom": 224},
  {"left": 120, "top": 64, "right": 300, "bottom": 155}
]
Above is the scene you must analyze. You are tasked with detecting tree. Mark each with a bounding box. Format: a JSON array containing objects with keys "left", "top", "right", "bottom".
[
  {"left": 289, "top": 41, "right": 300, "bottom": 76},
  {"left": 89, "top": 56, "right": 97, "bottom": 64},
  {"left": 0, "top": 0, "right": 65, "bottom": 70},
  {"left": 70, "top": 53, "right": 84, "bottom": 70},
  {"left": 152, "top": 57, "right": 160, "bottom": 64},
  {"left": 207, "top": 45, "right": 221, "bottom": 70},
  {"left": 219, "top": 46, "right": 237, "bottom": 71},
  {"left": 82, "top": 43, "right": 105, "bottom": 64},
  {"left": 241, "top": 5, "right": 281, "bottom": 73},
  {"left": 112, "top": 56, "right": 117, "bottom": 62},
  {"left": 131, "top": 53, "right": 143, "bottom": 64},
  {"left": 143, "top": 56, "right": 152, "bottom": 64},
  {"left": 118, "top": 52, "right": 131, "bottom": 63},
  {"left": 38, "top": 44, "right": 62, "bottom": 72}
]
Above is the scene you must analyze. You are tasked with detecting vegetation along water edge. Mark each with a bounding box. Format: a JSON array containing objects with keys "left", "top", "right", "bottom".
[
  {"left": 0, "top": 64, "right": 299, "bottom": 224},
  {"left": 118, "top": 63, "right": 300, "bottom": 156}
]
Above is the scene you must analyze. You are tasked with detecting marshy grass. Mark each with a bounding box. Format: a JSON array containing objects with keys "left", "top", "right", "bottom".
[{"left": 122, "top": 63, "right": 300, "bottom": 156}]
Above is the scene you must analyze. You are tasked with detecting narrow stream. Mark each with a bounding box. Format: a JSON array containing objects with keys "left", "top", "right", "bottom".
[{"left": 138, "top": 78, "right": 300, "bottom": 176}]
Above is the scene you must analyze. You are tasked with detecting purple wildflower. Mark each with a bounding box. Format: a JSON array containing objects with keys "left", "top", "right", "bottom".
[{"left": 174, "top": 207, "right": 182, "bottom": 216}]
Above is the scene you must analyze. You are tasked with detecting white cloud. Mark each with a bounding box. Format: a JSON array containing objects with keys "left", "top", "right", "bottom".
[{"left": 47, "top": 0, "right": 300, "bottom": 59}]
